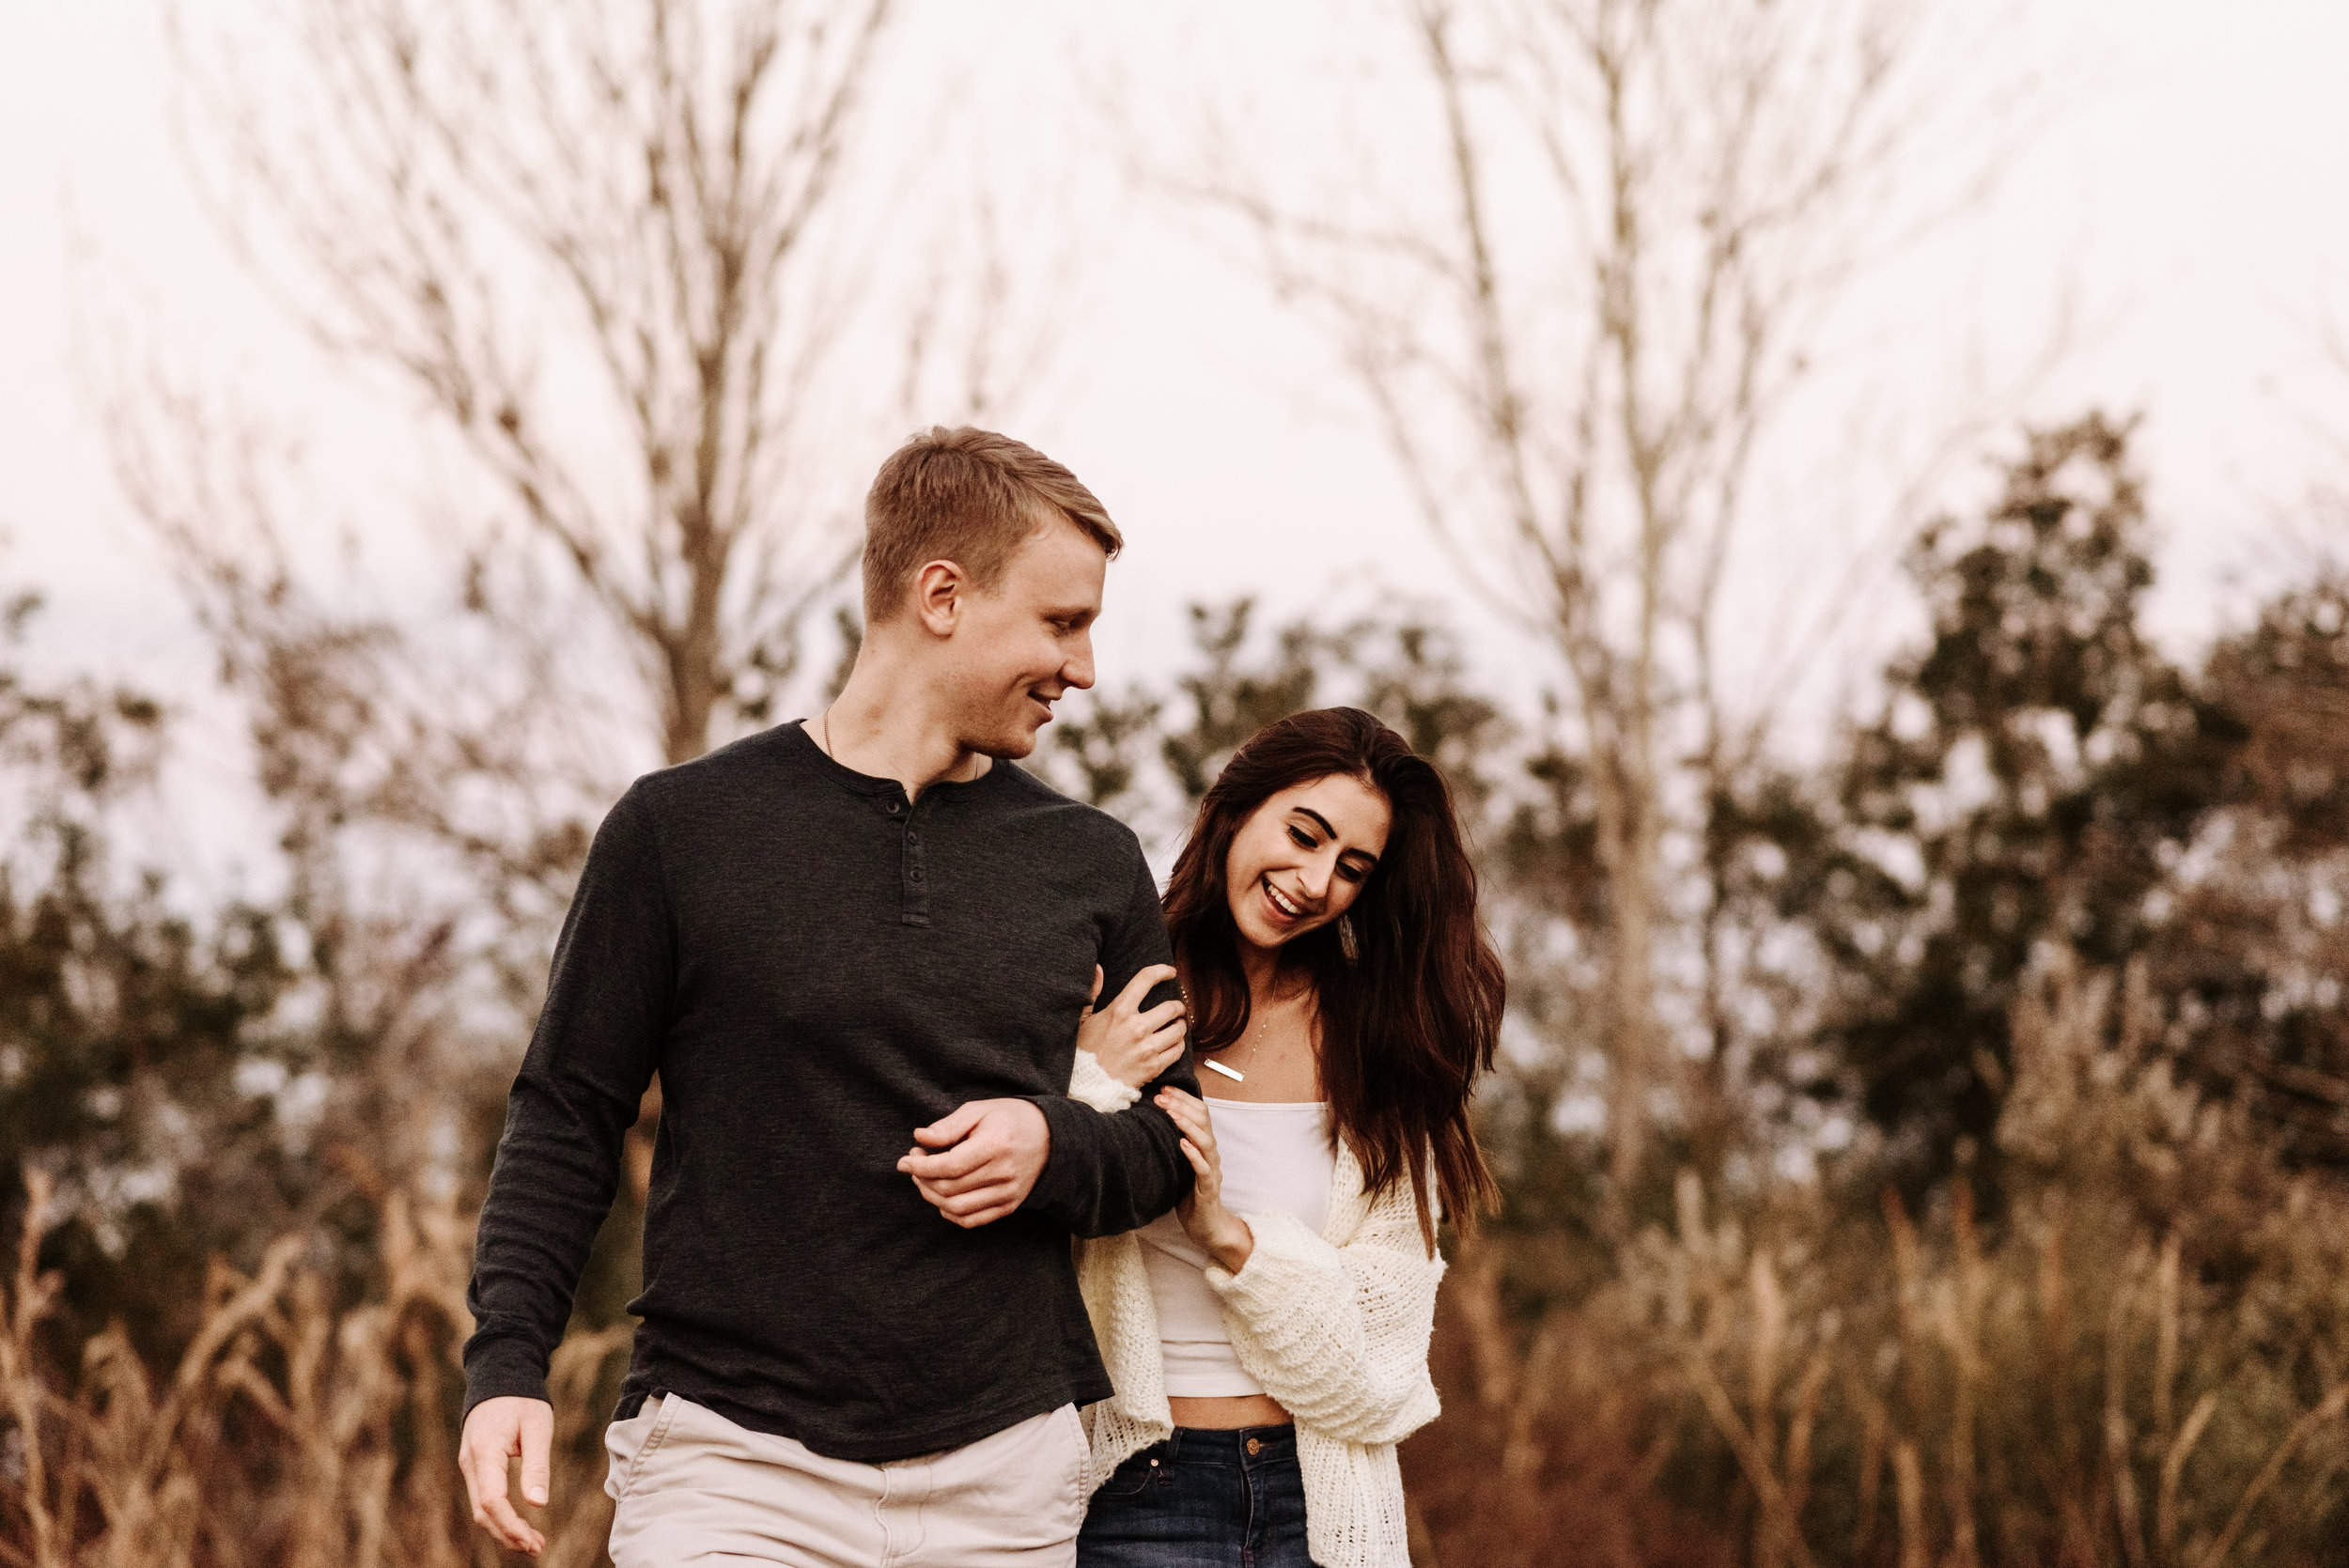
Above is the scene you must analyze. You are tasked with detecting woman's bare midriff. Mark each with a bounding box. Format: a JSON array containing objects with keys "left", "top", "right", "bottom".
[{"left": 1168, "top": 1393, "right": 1294, "bottom": 1430}]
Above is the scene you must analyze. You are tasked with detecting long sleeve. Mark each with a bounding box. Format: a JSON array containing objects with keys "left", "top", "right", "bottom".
[
  {"left": 1019, "top": 843, "right": 1196, "bottom": 1237},
  {"left": 1205, "top": 1172, "right": 1445, "bottom": 1448},
  {"left": 461, "top": 785, "right": 672, "bottom": 1418}
]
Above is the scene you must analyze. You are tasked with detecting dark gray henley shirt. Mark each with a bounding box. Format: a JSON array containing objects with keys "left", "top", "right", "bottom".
[{"left": 460, "top": 721, "right": 1195, "bottom": 1460}]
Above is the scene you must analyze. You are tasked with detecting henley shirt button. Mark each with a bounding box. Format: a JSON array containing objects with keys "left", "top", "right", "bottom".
[{"left": 886, "top": 800, "right": 901, "bottom": 815}]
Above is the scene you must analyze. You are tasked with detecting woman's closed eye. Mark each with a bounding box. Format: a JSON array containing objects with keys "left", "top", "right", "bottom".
[{"left": 1289, "top": 824, "right": 1374, "bottom": 883}]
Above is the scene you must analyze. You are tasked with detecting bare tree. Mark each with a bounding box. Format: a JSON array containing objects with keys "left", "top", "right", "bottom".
[
  {"left": 110, "top": 0, "right": 1067, "bottom": 1204},
  {"left": 1181, "top": 0, "right": 2025, "bottom": 1199},
  {"left": 120, "top": 0, "right": 1072, "bottom": 941},
  {"left": 164, "top": 0, "right": 928, "bottom": 768}
]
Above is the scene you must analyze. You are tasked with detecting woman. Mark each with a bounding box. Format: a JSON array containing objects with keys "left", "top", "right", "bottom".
[{"left": 1065, "top": 706, "right": 1504, "bottom": 1568}]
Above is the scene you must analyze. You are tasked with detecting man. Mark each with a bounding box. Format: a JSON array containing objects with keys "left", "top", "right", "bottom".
[{"left": 458, "top": 427, "right": 1196, "bottom": 1565}]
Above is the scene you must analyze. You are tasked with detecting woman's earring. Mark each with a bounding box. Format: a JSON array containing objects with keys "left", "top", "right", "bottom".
[{"left": 1338, "top": 914, "right": 1360, "bottom": 964}]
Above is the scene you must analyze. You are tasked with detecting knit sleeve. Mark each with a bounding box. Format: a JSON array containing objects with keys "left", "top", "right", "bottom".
[
  {"left": 1203, "top": 1183, "right": 1445, "bottom": 1447},
  {"left": 1068, "top": 1048, "right": 1143, "bottom": 1113},
  {"left": 1019, "top": 835, "right": 1198, "bottom": 1237},
  {"left": 463, "top": 784, "right": 671, "bottom": 1421}
]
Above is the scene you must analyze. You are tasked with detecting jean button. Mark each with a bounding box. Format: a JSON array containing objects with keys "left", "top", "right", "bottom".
[{"left": 1246, "top": 1437, "right": 1262, "bottom": 1456}]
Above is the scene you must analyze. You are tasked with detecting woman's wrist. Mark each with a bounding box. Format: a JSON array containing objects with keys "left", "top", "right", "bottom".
[{"left": 1201, "top": 1210, "right": 1254, "bottom": 1274}]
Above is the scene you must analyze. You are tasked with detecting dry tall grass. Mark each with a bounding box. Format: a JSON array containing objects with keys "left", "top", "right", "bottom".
[
  {"left": 1406, "top": 957, "right": 2349, "bottom": 1567},
  {"left": 0, "top": 1172, "right": 625, "bottom": 1568},
  {"left": 9, "top": 959, "right": 2347, "bottom": 1566}
]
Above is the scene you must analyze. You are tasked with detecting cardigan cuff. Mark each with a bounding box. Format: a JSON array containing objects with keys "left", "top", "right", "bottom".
[
  {"left": 1203, "top": 1206, "right": 1325, "bottom": 1302},
  {"left": 1067, "top": 1049, "right": 1144, "bottom": 1113}
]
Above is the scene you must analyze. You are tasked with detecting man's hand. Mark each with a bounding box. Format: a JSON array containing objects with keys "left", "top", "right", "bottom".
[
  {"left": 898, "top": 1098, "right": 1051, "bottom": 1228},
  {"left": 459, "top": 1395, "right": 553, "bottom": 1557}
]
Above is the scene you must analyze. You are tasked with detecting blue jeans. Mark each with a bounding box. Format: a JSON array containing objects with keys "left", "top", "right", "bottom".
[{"left": 1076, "top": 1425, "right": 1322, "bottom": 1568}]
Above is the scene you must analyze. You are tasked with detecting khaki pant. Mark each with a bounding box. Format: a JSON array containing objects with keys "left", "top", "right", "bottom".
[{"left": 605, "top": 1393, "right": 1089, "bottom": 1568}]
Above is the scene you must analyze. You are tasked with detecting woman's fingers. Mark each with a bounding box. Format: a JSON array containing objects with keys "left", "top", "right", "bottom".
[
  {"left": 1159, "top": 1086, "right": 1211, "bottom": 1128},
  {"left": 1157, "top": 1091, "right": 1217, "bottom": 1161},
  {"left": 1089, "top": 965, "right": 1104, "bottom": 1006},
  {"left": 1111, "top": 963, "right": 1179, "bottom": 1017},
  {"left": 1178, "top": 1138, "right": 1215, "bottom": 1188}
]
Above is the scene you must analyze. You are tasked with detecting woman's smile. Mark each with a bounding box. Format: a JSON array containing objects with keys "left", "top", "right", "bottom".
[{"left": 1261, "top": 876, "right": 1310, "bottom": 925}]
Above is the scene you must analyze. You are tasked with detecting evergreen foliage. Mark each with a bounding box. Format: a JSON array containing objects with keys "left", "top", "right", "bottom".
[{"left": 8, "top": 416, "right": 2349, "bottom": 1563}]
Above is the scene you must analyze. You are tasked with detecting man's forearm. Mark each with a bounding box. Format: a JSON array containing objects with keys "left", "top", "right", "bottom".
[
  {"left": 1019, "top": 1091, "right": 1195, "bottom": 1236},
  {"left": 464, "top": 784, "right": 669, "bottom": 1417},
  {"left": 462, "top": 1069, "right": 637, "bottom": 1416}
]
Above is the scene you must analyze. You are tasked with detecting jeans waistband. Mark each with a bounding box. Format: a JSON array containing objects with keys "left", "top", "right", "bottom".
[{"left": 1161, "top": 1424, "right": 1299, "bottom": 1466}]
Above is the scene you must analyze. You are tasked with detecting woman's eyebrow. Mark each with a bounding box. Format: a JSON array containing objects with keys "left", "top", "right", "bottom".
[{"left": 1295, "top": 806, "right": 1380, "bottom": 867}]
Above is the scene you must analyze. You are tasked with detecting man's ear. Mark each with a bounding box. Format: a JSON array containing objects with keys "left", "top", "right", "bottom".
[{"left": 912, "top": 559, "right": 966, "bottom": 637}]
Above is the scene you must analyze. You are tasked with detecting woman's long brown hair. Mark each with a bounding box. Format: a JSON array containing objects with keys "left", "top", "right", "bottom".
[{"left": 1163, "top": 706, "right": 1504, "bottom": 1254}]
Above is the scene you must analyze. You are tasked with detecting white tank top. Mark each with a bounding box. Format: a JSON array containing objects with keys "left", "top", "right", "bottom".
[{"left": 1139, "top": 1098, "right": 1337, "bottom": 1398}]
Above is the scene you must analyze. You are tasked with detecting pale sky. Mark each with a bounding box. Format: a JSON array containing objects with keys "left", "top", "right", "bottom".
[{"left": 3, "top": 0, "right": 2347, "bottom": 760}]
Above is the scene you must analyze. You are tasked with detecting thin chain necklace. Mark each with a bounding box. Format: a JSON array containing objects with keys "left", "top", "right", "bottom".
[
  {"left": 1202, "top": 983, "right": 1306, "bottom": 1084},
  {"left": 1204, "top": 1017, "right": 1267, "bottom": 1084}
]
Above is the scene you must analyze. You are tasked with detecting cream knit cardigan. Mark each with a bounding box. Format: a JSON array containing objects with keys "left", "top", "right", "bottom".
[{"left": 1066, "top": 1052, "right": 1444, "bottom": 1568}]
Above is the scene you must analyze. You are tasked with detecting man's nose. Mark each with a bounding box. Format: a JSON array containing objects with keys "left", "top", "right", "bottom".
[{"left": 1064, "top": 633, "right": 1097, "bottom": 691}]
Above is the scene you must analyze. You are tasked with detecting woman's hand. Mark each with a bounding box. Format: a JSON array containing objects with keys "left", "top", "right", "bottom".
[
  {"left": 1156, "top": 1087, "right": 1254, "bottom": 1274},
  {"left": 1078, "top": 964, "right": 1187, "bottom": 1088}
]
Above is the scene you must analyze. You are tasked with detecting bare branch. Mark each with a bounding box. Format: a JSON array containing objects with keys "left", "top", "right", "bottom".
[{"left": 1164, "top": 0, "right": 2030, "bottom": 1191}]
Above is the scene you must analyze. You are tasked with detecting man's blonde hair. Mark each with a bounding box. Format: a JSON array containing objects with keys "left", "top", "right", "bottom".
[{"left": 861, "top": 427, "right": 1121, "bottom": 624}]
